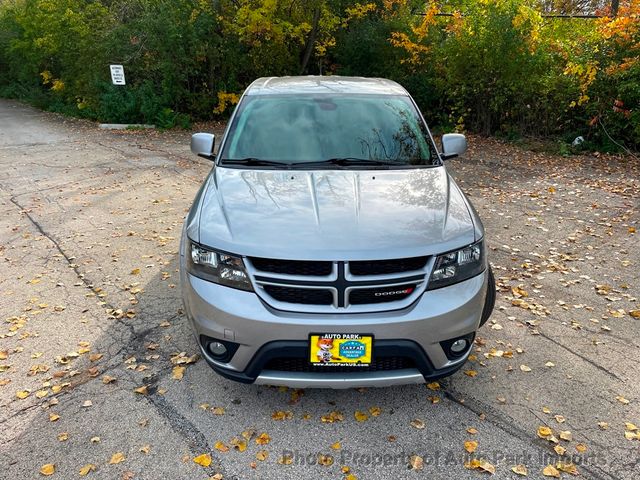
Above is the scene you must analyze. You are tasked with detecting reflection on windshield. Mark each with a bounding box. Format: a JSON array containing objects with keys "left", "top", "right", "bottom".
[{"left": 221, "top": 94, "right": 435, "bottom": 166}]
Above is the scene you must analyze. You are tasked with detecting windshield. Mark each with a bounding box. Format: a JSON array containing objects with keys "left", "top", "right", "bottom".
[{"left": 220, "top": 94, "right": 437, "bottom": 168}]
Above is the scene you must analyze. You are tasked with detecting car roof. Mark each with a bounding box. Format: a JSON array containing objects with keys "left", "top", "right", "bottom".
[{"left": 245, "top": 76, "right": 409, "bottom": 96}]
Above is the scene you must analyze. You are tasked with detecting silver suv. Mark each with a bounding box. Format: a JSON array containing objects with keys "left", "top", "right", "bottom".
[{"left": 180, "top": 76, "right": 494, "bottom": 388}]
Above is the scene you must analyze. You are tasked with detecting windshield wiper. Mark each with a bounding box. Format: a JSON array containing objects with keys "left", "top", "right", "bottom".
[
  {"left": 221, "top": 157, "right": 289, "bottom": 167},
  {"left": 290, "top": 158, "right": 402, "bottom": 168}
]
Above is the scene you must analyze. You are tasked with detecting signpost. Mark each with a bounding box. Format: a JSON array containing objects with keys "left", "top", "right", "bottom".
[{"left": 109, "top": 65, "right": 126, "bottom": 85}]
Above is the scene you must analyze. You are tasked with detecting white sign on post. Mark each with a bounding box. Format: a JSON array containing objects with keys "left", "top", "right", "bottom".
[{"left": 110, "top": 65, "right": 126, "bottom": 85}]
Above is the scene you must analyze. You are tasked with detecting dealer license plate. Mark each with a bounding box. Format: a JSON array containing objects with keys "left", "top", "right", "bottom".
[{"left": 309, "top": 333, "right": 373, "bottom": 367}]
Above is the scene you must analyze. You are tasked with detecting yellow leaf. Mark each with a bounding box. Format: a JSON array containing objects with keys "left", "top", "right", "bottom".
[
  {"left": 542, "top": 465, "right": 560, "bottom": 477},
  {"left": 57, "top": 432, "right": 68, "bottom": 442},
  {"left": 464, "top": 370, "right": 478, "bottom": 377},
  {"left": 278, "top": 455, "right": 293, "bottom": 465},
  {"left": 520, "top": 364, "right": 532, "bottom": 372},
  {"left": 109, "top": 452, "right": 125, "bottom": 464},
  {"left": 134, "top": 386, "right": 148, "bottom": 395},
  {"left": 346, "top": 475, "right": 358, "bottom": 480},
  {"left": 172, "top": 366, "right": 185, "bottom": 380},
  {"left": 139, "top": 445, "right": 151, "bottom": 454},
  {"left": 320, "top": 411, "right": 343, "bottom": 423},
  {"left": 102, "top": 375, "right": 116, "bottom": 384},
  {"left": 214, "top": 441, "right": 229, "bottom": 452},
  {"left": 354, "top": 410, "right": 368, "bottom": 422},
  {"left": 616, "top": 395, "right": 630, "bottom": 404},
  {"left": 557, "top": 462, "right": 579, "bottom": 475},
  {"left": 554, "top": 445, "right": 566, "bottom": 455},
  {"left": 271, "top": 410, "right": 292, "bottom": 420},
  {"left": 426, "top": 382, "right": 440, "bottom": 390},
  {"left": 211, "top": 406, "right": 225, "bottom": 415},
  {"left": 16, "top": 390, "right": 30, "bottom": 399},
  {"left": 49, "top": 413, "right": 60, "bottom": 422},
  {"left": 465, "top": 458, "right": 496, "bottom": 474},
  {"left": 575, "top": 443, "right": 587, "bottom": 452},
  {"left": 559, "top": 430, "right": 572, "bottom": 441},
  {"left": 79, "top": 464, "right": 96, "bottom": 476},
  {"left": 193, "top": 453, "right": 212, "bottom": 467},
  {"left": 409, "top": 455, "right": 424, "bottom": 470},
  {"left": 130, "top": 268, "right": 140, "bottom": 275},
  {"left": 512, "top": 464, "right": 528, "bottom": 476},
  {"left": 256, "top": 450, "right": 268, "bottom": 461},
  {"left": 629, "top": 310, "right": 640, "bottom": 319},
  {"left": 40, "top": 464, "right": 55, "bottom": 476},
  {"left": 537, "top": 426, "right": 553, "bottom": 438},
  {"left": 317, "top": 454, "right": 333, "bottom": 466},
  {"left": 230, "top": 437, "right": 247, "bottom": 452},
  {"left": 369, "top": 406, "right": 381, "bottom": 416},
  {"left": 331, "top": 441, "right": 341, "bottom": 450},
  {"left": 464, "top": 440, "right": 478, "bottom": 453},
  {"left": 255, "top": 433, "right": 271, "bottom": 445},
  {"left": 625, "top": 422, "right": 638, "bottom": 431}
]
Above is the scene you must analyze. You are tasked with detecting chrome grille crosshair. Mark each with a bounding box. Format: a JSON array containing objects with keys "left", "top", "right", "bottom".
[{"left": 245, "top": 257, "right": 432, "bottom": 313}]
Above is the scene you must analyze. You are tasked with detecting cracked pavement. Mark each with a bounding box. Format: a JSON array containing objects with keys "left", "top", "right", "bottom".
[{"left": 0, "top": 99, "right": 638, "bottom": 479}]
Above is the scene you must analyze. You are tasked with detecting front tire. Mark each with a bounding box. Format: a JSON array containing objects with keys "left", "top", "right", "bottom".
[{"left": 479, "top": 266, "right": 495, "bottom": 327}]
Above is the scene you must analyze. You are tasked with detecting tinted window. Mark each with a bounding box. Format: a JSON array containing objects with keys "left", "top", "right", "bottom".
[{"left": 221, "top": 94, "right": 435, "bottom": 166}]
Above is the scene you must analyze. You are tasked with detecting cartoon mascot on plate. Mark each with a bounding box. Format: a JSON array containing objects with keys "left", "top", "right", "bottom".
[{"left": 316, "top": 337, "right": 341, "bottom": 363}]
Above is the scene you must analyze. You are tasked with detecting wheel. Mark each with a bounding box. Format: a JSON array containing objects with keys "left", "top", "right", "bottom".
[{"left": 479, "top": 266, "right": 495, "bottom": 327}]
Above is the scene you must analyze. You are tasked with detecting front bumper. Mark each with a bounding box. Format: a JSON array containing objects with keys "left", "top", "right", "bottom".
[{"left": 181, "top": 267, "right": 488, "bottom": 388}]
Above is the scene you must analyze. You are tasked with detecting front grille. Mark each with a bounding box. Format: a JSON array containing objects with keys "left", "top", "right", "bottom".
[
  {"left": 263, "top": 285, "right": 333, "bottom": 305},
  {"left": 349, "top": 256, "right": 428, "bottom": 275},
  {"left": 264, "top": 356, "right": 415, "bottom": 373},
  {"left": 250, "top": 257, "right": 332, "bottom": 276},
  {"left": 349, "top": 283, "right": 417, "bottom": 305}
]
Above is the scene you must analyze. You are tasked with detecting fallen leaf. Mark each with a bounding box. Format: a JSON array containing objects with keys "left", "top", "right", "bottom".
[
  {"left": 57, "top": 432, "right": 68, "bottom": 442},
  {"left": 211, "top": 406, "right": 225, "bottom": 415},
  {"left": 354, "top": 410, "right": 368, "bottom": 422},
  {"left": 102, "top": 375, "right": 116, "bottom": 384},
  {"left": 255, "top": 433, "right": 271, "bottom": 445},
  {"left": 464, "top": 440, "right": 478, "bottom": 453},
  {"left": 318, "top": 454, "right": 333, "bottom": 466},
  {"left": 511, "top": 464, "right": 528, "bottom": 476},
  {"left": 230, "top": 437, "right": 247, "bottom": 452},
  {"left": 109, "top": 452, "right": 125, "bottom": 464},
  {"left": 331, "top": 442, "right": 341, "bottom": 450},
  {"left": 616, "top": 395, "right": 630, "bottom": 405},
  {"left": 557, "top": 462, "right": 579, "bottom": 475},
  {"left": 559, "top": 431, "right": 572, "bottom": 441},
  {"left": 130, "top": 268, "right": 140, "bottom": 275},
  {"left": 426, "top": 382, "right": 440, "bottom": 391},
  {"left": 139, "top": 445, "right": 151, "bottom": 454},
  {"left": 271, "top": 410, "right": 292, "bottom": 420},
  {"left": 537, "top": 426, "right": 553, "bottom": 438},
  {"left": 575, "top": 443, "right": 587, "bottom": 452},
  {"left": 542, "top": 465, "right": 560, "bottom": 478},
  {"left": 520, "top": 364, "right": 532, "bottom": 372},
  {"left": 464, "top": 370, "right": 478, "bottom": 377},
  {"left": 320, "top": 411, "right": 343, "bottom": 423},
  {"left": 40, "top": 464, "right": 55, "bottom": 476},
  {"left": 214, "top": 441, "right": 229, "bottom": 452},
  {"left": 278, "top": 455, "right": 293, "bottom": 465},
  {"left": 467, "top": 427, "right": 478, "bottom": 435},
  {"left": 369, "top": 406, "right": 381, "bottom": 416},
  {"left": 172, "top": 365, "right": 185, "bottom": 380},
  {"left": 465, "top": 458, "right": 495, "bottom": 474},
  {"left": 16, "top": 390, "right": 30, "bottom": 399},
  {"left": 49, "top": 413, "right": 60, "bottom": 422},
  {"left": 256, "top": 450, "right": 268, "bottom": 461},
  {"left": 133, "top": 386, "right": 148, "bottom": 395},
  {"left": 409, "top": 455, "right": 424, "bottom": 470},
  {"left": 193, "top": 453, "right": 212, "bottom": 467},
  {"left": 79, "top": 464, "right": 96, "bottom": 476},
  {"left": 410, "top": 418, "right": 425, "bottom": 429}
]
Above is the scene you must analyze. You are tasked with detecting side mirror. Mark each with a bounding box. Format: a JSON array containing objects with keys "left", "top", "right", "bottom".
[
  {"left": 191, "top": 133, "right": 215, "bottom": 160},
  {"left": 441, "top": 133, "right": 467, "bottom": 160}
]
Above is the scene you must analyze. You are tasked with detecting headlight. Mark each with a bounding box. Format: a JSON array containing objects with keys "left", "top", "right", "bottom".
[
  {"left": 427, "top": 239, "right": 485, "bottom": 290},
  {"left": 187, "top": 241, "right": 253, "bottom": 291}
]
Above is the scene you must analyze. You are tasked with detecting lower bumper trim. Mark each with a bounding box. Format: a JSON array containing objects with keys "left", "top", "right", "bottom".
[{"left": 254, "top": 369, "right": 425, "bottom": 388}]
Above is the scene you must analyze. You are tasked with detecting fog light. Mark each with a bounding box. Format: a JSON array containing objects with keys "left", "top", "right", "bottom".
[
  {"left": 450, "top": 339, "right": 468, "bottom": 354},
  {"left": 208, "top": 341, "right": 227, "bottom": 357}
]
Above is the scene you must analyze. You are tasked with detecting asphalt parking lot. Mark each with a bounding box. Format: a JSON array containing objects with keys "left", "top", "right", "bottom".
[{"left": 1, "top": 99, "right": 638, "bottom": 479}]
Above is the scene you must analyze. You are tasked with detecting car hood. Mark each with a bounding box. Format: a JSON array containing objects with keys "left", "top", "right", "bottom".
[{"left": 195, "top": 167, "right": 476, "bottom": 260}]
